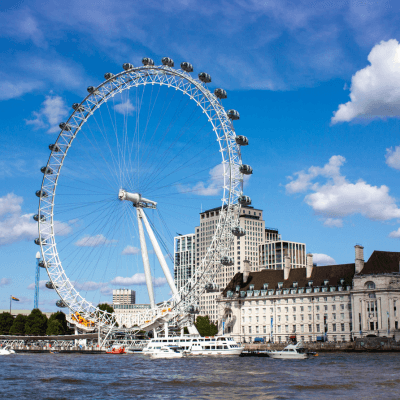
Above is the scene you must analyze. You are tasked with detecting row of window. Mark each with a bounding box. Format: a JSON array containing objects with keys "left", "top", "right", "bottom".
[{"left": 243, "top": 323, "right": 350, "bottom": 334}]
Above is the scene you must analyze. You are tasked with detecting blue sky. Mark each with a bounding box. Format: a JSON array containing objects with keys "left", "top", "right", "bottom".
[{"left": 1, "top": 0, "right": 400, "bottom": 312}]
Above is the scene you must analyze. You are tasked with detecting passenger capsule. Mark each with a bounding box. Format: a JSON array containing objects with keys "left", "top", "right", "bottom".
[
  {"left": 235, "top": 135, "right": 249, "bottom": 146},
  {"left": 142, "top": 57, "right": 154, "bottom": 66},
  {"left": 35, "top": 190, "right": 48, "bottom": 198},
  {"left": 122, "top": 63, "right": 133, "bottom": 71},
  {"left": 45, "top": 281, "right": 55, "bottom": 289},
  {"left": 227, "top": 109, "right": 240, "bottom": 120},
  {"left": 34, "top": 238, "right": 46, "bottom": 245},
  {"left": 238, "top": 195, "right": 252, "bottom": 205},
  {"left": 239, "top": 164, "right": 253, "bottom": 175},
  {"left": 104, "top": 72, "right": 114, "bottom": 80},
  {"left": 56, "top": 300, "right": 67, "bottom": 308},
  {"left": 232, "top": 226, "right": 246, "bottom": 237},
  {"left": 59, "top": 122, "right": 71, "bottom": 131},
  {"left": 87, "top": 86, "right": 99, "bottom": 94},
  {"left": 72, "top": 103, "right": 85, "bottom": 113},
  {"left": 221, "top": 256, "right": 234, "bottom": 266},
  {"left": 40, "top": 166, "right": 53, "bottom": 175},
  {"left": 38, "top": 260, "right": 47, "bottom": 268},
  {"left": 162, "top": 57, "right": 174, "bottom": 67},
  {"left": 49, "top": 144, "right": 61, "bottom": 152},
  {"left": 33, "top": 214, "right": 46, "bottom": 222},
  {"left": 180, "top": 62, "right": 193, "bottom": 72},
  {"left": 198, "top": 72, "right": 211, "bottom": 83},
  {"left": 214, "top": 88, "right": 227, "bottom": 99}
]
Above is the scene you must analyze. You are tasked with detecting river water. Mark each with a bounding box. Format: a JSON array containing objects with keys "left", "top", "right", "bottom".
[{"left": 1, "top": 352, "right": 399, "bottom": 399}]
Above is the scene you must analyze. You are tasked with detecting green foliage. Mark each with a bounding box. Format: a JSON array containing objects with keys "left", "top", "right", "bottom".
[
  {"left": 96, "top": 303, "right": 118, "bottom": 327},
  {"left": 0, "top": 312, "right": 14, "bottom": 335},
  {"left": 195, "top": 315, "right": 218, "bottom": 337},
  {"left": 183, "top": 327, "right": 189, "bottom": 335},
  {"left": 9, "top": 314, "right": 27, "bottom": 335},
  {"left": 46, "top": 319, "right": 64, "bottom": 335},
  {"left": 24, "top": 309, "right": 48, "bottom": 335},
  {"left": 48, "top": 311, "right": 72, "bottom": 334},
  {"left": 97, "top": 303, "right": 114, "bottom": 314}
]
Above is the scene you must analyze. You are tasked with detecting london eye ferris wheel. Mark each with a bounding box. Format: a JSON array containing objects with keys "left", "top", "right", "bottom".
[{"left": 34, "top": 57, "right": 252, "bottom": 332}]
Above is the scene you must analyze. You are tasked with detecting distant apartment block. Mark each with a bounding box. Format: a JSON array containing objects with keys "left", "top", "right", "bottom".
[
  {"left": 174, "top": 233, "right": 195, "bottom": 292},
  {"left": 112, "top": 289, "right": 136, "bottom": 305}
]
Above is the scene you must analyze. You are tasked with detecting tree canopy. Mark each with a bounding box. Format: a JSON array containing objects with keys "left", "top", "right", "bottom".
[
  {"left": 97, "top": 303, "right": 114, "bottom": 313},
  {"left": 9, "top": 314, "right": 28, "bottom": 335},
  {"left": 24, "top": 309, "right": 48, "bottom": 335},
  {"left": 46, "top": 319, "right": 64, "bottom": 335},
  {"left": 195, "top": 315, "right": 218, "bottom": 337},
  {"left": 0, "top": 312, "right": 14, "bottom": 335}
]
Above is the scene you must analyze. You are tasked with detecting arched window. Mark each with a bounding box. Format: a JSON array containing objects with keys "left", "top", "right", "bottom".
[{"left": 365, "top": 281, "right": 375, "bottom": 289}]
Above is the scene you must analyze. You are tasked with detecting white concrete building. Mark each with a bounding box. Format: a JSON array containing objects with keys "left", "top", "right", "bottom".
[
  {"left": 112, "top": 289, "right": 135, "bottom": 305},
  {"left": 113, "top": 304, "right": 151, "bottom": 328},
  {"left": 218, "top": 246, "right": 400, "bottom": 343},
  {"left": 174, "top": 233, "right": 195, "bottom": 292}
]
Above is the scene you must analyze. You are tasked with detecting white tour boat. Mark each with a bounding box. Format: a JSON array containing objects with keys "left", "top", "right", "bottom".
[
  {"left": 150, "top": 345, "right": 184, "bottom": 359},
  {"left": 143, "top": 336, "right": 243, "bottom": 356},
  {"left": 0, "top": 346, "right": 16, "bottom": 355},
  {"left": 268, "top": 342, "right": 309, "bottom": 360}
]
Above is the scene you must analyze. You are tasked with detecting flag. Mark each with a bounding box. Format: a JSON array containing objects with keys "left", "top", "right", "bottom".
[{"left": 11, "top": 296, "right": 19, "bottom": 301}]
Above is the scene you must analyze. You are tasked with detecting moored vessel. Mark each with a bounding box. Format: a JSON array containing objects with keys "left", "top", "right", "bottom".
[{"left": 267, "top": 342, "right": 309, "bottom": 359}]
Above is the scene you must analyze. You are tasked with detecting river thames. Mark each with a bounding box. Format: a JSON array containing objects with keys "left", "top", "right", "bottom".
[{"left": 1, "top": 352, "right": 399, "bottom": 399}]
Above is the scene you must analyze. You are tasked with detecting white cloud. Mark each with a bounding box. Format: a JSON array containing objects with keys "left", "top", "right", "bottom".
[
  {"left": 312, "top": 253, "right": 336, "bottom": 266},
  {"left": 332, "top": 39, "right": 400, "bottom": 123},
  {"left": 0, "top": 80, "right": 43, "bottom": 100},
  {"left": 73, "top": 281, "right": 108, "bottom": 291},
  {"left": 75, "top": 234, "right": 116, "bottom": 247},
  {"left": 122, "top": 245, "right": 140, "bottom": 255},
  {"left": 27, "top": 280, "right": 47, "bottom": 290},
  {"left": 26, "top": 95, "right": 69, "bottom": 134},
  {"left": 178, "top": 164, "right": 224, "bottom": 196},
  {"left": 114, "top": 99, "right": 135, "bottom": 115},
  {"left": 110, "top": 273, "right": 167, "bottom": 287},
  {"left": 389, "top": 228, "right": 400, "bottom": 238},
  {"left": 386, "top": 145, "right": 400, "bottom": 170},
  {"left": 286, "top": 156, "right": 400, "bottom": 226},
  {"left": 0, "top": 193, "right": 72, "bottom": 246},
  {"left": 0, "top": 278, "right": 11, "bottom": 286},
  {"left": 323, "top": 218, "right": 343, "bottom": 228}
]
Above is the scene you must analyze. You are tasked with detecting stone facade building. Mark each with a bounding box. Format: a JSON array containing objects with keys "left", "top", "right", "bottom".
[{"left": 218, "top": 247, "right": 400, "bottom": 343}]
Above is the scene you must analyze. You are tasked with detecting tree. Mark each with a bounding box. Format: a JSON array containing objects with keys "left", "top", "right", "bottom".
[
  {"left": 195, "top": 315, "right": 218, "bottom": 337},
  {"left": 96, "top": 303, "right": 118, "bottom": 327},
  {"left": 46, "top": 319, "right": 64, "bottom": 335},
  {"left": 48, "top": 311, "right": 72, "bottom": 334},
  {"left": 24, "top": 309, "right": 48, "bottom": 335},
  {"left": 97, "top": 303, "right": 114, "bottom": 313},
  {"left": 0, "top": 312, "right": 14, "bottom": 335},
  {"left": 9, "top": 314, "right": 27, "bottom": 335}
]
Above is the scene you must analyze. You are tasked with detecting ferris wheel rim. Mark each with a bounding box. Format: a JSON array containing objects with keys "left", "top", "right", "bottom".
[{"left": 36, "top": 61, "right": 244, "bottom": 328}]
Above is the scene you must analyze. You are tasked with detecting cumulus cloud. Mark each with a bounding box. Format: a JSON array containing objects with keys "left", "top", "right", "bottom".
[
  {"left": 27, "top": 280, "right": 48, "bottom": 290},
  {"left": 75, "top": 234, "right": 116, "bottom": 247},
  {"left": 0, "top": 278, "right": 11, "bottom": 287},
  {"left": 0, "top": 193, "right": 72, "bottom": 246},
  {"left": 73, "top": 281, "right": 108, "bottom": 291},
  {"left": 114, "top": 99, "right": 135, "bottom": 115},
  {"left": 0, "top": 80, "right": 43, "bottom": 101},
  {"left": 332, "top": 39, "right": 400, "bottom": 124},
  {"left": 110, "top": 273, "right": 167, "bottom": 287},
  {"left": 26, "top": 95, "right": 69, "bottom": 133},
  {"left": 178, "top": 164, "right": 225, "bottom": 196},
  {"left": 386, "top": 145, "right": 400, "bottom": 170},
  {"left": 286, "top": 156, "right": 400, "bottom": 226},
  {"left": 389, "top": 228, "right": 400, "bottom": 238},
  {"left": 122, "top": 245, "right": 140, "bottom": 255},
  {"left": 312, "top": 253, "right": 336, "bottom": 266}
]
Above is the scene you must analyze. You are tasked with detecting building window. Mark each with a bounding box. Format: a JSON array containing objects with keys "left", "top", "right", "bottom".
[
  {"left": 301, "top": 325, "right": 304, "bottom": 333},
  {"left": 341, "top": 323, "right": 345, "bottom": 332},
  {"left": 316, "top": 314, "right": 320, "bottom": 321},
  {"left": 256, "top": 326, "right": 259, "bottom": 334},
  {"left": 332, "top": 313, "right": 336, "bottom": 320},
  {"left": 316, "top": 324, "right": 320, "bottom": 332},
  {"left": 395, "top": 321, "right": 398, "bottom": 330},
  {"left": 285, "top": 325, "right": 289, "bottom": 333},
  {"left": 308, "top": 314, "right": 312, "bottom": 321},
  {"left": 332, "top": 323, "right": 336, "bottom": 332},
  {"left": 263, "top": 326, "right": 267, "bottom": 334},
  {"left": 249, "top": 326, "right": 252, "bottom": 334},
  {"left": 370, "top": 322, "right": 374, "bottom": 331},
  {"left": 340, "top": 313, "right": 344, "bottom": 320},
  {"left": 308, "top": 324, "right": 312, "bottom": 332}
]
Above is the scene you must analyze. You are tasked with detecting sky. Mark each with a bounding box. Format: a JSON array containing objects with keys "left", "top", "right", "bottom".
[{"left": 1, "top": 0, "right": 400, "bottom": 312}]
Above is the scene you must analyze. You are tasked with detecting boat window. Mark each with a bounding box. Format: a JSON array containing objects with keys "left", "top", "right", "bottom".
[
  {"left": 205, "top": 346, "right": 210, "bottom": 350},
  {"left": 193, "top": 339, "right": 197, "bottom": 342},
  {"left": 217, "top": 346, "right": 223, "bottom": 349},
  {"left": 223, "top": 345, "right": 228, "bottom": 349}
]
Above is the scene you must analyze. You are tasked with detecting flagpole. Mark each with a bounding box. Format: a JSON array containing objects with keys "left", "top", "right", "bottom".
[{"left": 10, "top": 295, "right": 11, "bottom": 315}]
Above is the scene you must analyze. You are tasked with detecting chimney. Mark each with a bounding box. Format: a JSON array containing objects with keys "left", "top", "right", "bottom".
[
  {"left": 284, "top": 256, "right": 291, "bottom": 280},
  {"left": 355, "top": 244, "right": 364, "bottom": 274},
  {"left": 243, "top": 259, "right": 251, "bottom": 283},
  {"left": 306, "top": 253, "right": 313, "bottom": 279}
]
